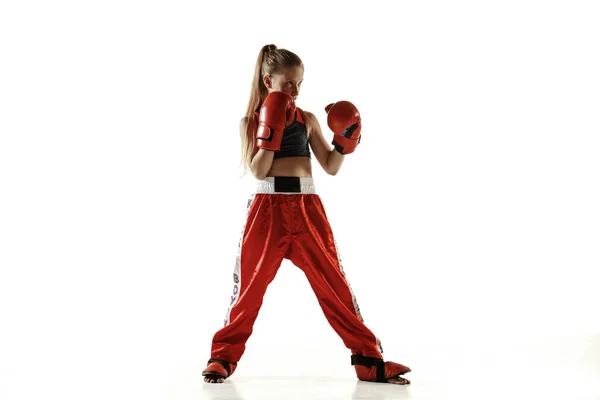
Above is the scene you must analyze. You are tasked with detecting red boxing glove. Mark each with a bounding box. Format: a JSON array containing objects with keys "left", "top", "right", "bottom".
[
  {"left": 256, "top": 91, "right": 296, "bottom": 151},
  {"left": 325, "top": 101, "right": 362, "bottom": 155}
]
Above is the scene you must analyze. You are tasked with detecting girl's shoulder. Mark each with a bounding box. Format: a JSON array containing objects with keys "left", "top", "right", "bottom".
[
  {"left": 297, "top": 108, "right": 319, "bottom": 140},
  {"left": 299, "top": 108, "right": 319, "bottom": 128},
  {"left": 299, "top": 108, "right": 314, "bottom": 118},
  {"left": 297, "top": 107, "right": 314, "bottom": 123}
]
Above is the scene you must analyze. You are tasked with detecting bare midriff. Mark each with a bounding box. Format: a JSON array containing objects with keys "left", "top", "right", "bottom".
[{"left": 266, "top": 156, "right": 312, "bottom": 178}]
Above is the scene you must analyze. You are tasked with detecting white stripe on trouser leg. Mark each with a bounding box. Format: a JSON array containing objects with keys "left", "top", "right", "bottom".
[
  {"left": 319, "top": 195, "right": 384, "bottom": 355},
  {"left": 223, "top": 194, "right": 256, "bottom": 327}
]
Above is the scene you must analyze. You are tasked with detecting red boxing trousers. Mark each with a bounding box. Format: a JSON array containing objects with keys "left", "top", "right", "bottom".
[{"left": 209, "top": 176, "right": 384, "bottom": 362}]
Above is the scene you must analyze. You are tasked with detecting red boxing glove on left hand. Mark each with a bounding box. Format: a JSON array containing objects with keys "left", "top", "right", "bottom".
[{"left": 325, "top": 100, "right": 362, "bottom": 155}]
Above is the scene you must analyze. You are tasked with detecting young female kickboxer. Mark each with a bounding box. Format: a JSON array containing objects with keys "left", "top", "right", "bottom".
[{"left": 202, "top": 44, "right": 411, "bottom": 385}]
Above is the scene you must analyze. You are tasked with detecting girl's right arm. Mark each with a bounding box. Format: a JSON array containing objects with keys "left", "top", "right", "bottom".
[{"left": 240, "top": 116, "right": 275, "bottom": 180}]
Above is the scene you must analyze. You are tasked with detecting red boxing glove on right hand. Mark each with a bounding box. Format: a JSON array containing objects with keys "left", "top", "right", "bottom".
[
  {"left": 325, "top": 101, "right": 362, "bottom": 155},
  {"left": 256, "top": 91, "right": 296, "bottom": 151}
]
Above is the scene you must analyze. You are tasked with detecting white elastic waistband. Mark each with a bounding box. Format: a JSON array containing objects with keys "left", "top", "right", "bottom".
[{"left": 256, "top": 177, "right": 316, "bottom": 194}]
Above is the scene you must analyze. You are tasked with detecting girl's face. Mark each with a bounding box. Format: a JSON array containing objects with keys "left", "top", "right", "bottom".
[{"left": 264, "top": 66, "right": 304, "bottom": 100}]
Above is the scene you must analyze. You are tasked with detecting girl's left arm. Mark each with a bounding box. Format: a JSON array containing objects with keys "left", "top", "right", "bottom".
[{"left": 305, "top": 111, "right": 344, "bottom": 175}]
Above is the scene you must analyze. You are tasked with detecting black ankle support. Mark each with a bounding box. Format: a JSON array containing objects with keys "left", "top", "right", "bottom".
[{"left": 350, "top": 354, "right": 386, "bottom": 382}]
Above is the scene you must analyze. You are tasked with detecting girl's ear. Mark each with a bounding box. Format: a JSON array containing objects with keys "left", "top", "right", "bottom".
[{"left": 263, "top": 75, "right": 272, "bottom": 89}]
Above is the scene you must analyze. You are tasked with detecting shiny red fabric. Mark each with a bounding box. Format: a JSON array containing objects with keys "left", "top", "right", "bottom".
[{"left": 209, "top": 193, "right": 383, "bottom": 362}]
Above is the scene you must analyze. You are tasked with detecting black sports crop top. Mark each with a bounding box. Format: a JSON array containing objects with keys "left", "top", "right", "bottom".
[{"left": 254, "top": 107, "right": 311, "bottom": 159}]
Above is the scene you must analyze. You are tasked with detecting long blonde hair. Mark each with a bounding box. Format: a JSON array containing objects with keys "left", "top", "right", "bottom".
[{"left": 240, "top": 44, "right": 304, "bottom": 175}]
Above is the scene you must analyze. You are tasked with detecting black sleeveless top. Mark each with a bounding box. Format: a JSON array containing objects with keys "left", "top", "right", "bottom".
[{"left": 254, "top": 107, "right": 311, "bottom": 159}]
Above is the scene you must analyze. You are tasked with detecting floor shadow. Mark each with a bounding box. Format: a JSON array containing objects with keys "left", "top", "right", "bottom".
[{"left": 351, "top": 380, "right": 411, "bottom": 400}]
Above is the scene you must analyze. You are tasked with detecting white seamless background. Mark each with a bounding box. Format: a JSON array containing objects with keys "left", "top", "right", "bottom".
[{"left": 1, "top": 1, "right": 599, "bottom": 399}]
